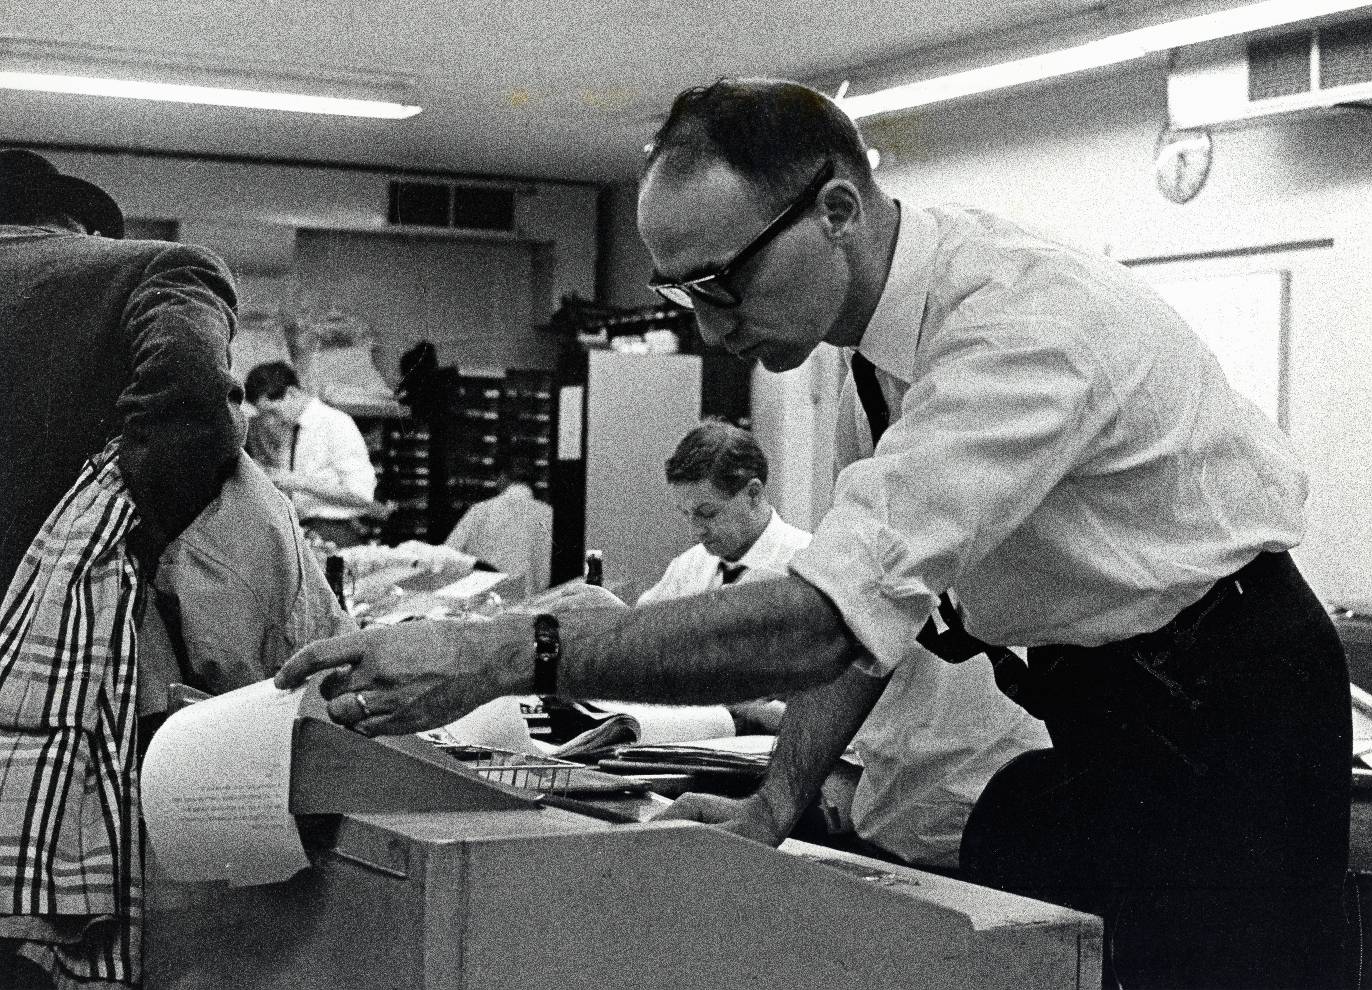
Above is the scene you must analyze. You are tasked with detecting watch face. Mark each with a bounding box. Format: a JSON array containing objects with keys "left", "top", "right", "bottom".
[{"left": 1155, "top": 126, "right": 1213, "bottom": 204}]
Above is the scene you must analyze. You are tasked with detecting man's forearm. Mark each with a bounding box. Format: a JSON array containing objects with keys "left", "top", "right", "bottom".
[
  {"left": 286, "top": 472, "right": 377, "bottom": 510},
  {"left": 753, "top": 664, "right": 890, "bottom": 836},
  {"left": 275, "top": 573, "right": 867, "bottom": 737},
  {"left": 552, "top": 575, "right": 861, "bottom": 705}
]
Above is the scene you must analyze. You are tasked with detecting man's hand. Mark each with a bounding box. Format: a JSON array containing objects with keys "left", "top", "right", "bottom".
[
  {"left": 506, "top": 580, "right": 630, "bottom": 616},
  {"left": 650, "top": 791, "right": 789, "bottom": 847},
  {"left": 542, "top": 581, "right": 630, "bottom": 614},
  {"left": 274, "top": 618, "right": 527, "bottom": 735}
]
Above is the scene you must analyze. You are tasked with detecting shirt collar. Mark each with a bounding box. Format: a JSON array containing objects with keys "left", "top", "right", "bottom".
[
  {"left": 296, "top": 396, "right": 327, "bottom": 428},
  {"left": 854, "top": 202, "right": 938, "bottom": 385},
  {"left": 738, "top": 509, "right": 785, "bottom": 569}
]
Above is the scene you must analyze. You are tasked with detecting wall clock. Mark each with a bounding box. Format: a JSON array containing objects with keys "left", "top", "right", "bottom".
[{"left": 1154, "top": 126, "right": 1213, "bottom": 204}]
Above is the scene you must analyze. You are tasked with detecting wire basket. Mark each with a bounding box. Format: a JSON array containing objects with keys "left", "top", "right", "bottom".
[{"left": 435, "top": 744, "right": 580, "bottom": 793}]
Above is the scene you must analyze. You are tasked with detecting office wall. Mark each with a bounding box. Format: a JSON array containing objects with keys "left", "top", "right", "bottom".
[
  {"left": 601, "top": 181, "right": 658, "bottom": 310},
  {"left": 39, "top": 150, "right": 599, "bottom": 379},
  {"left": 606, "top": 60, "right": 1372, "bottom": 608},
  {"left": 293, "top": 230, "right": 537, "bottom": 376}
]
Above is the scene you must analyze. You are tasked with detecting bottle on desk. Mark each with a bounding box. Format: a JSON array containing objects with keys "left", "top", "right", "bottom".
[{"left": 584, "top": 550, "right": 603, "bottom": 587}]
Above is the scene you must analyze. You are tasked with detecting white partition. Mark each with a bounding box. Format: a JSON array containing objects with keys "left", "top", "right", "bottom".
[
  {"left": 584, "top": 351, "right": 702, "bottom": 593},
  {"left": 1145, "top": 269, "right": 1289, "bottom": 428}
]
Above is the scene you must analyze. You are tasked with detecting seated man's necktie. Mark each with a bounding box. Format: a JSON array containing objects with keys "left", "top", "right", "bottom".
[{"left": 719, "top": 561, "right": 748, "bottom": 586}]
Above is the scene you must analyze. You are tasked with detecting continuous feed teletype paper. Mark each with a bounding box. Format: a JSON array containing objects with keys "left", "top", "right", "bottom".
[{"left": 141, "top": 679, "right": 310, "bottom": 886}]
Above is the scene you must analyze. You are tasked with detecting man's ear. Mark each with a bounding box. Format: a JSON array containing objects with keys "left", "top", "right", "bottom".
[
  {"left": 745, "top": 477, "right": 765, "bottom": 505},
  {"left": 817, "top": 180, "right": 862, "bottom": 242}
]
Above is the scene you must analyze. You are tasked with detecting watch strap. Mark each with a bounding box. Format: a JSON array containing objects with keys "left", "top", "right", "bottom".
[{"left": 533, "top": 613, "right": 561, "bottom": 697}]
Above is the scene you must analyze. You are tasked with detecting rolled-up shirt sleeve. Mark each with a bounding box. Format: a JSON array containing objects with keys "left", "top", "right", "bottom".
[{"left": 789, "top": 326, "right": 1111, "bottom": 675}]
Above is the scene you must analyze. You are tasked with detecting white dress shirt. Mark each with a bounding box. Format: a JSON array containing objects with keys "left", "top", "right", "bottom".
[
  {"left": 637, "top": 509, "right": 809, "bottom": 604},
  {"left": 445, "top": 483, "right": 553, "bottom": 593},
  {"left": 790, "top": 205, "right": 1306, "bottom": 674},
  {"left": 638, "top": 505, "right": 1049, "bottom": 868},
  {"left": 289, "top": 398, "right": 377, "bottom": 522}
]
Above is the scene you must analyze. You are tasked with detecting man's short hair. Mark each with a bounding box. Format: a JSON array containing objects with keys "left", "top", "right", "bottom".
[
  {"left": 243, "top": 361, "right": 300, "bottom": 404},
  {"left": 643, "top": 78, "right": 875, "bottom": 213},
  {"left": 665, "top": 419, "right": 768, "bottom": 497}
]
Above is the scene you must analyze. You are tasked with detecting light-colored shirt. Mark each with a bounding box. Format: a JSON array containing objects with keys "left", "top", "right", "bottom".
[
  {"left": 637, "top": 509, "right": 810, "bottom": 604},
  {"left": 848, "top": 648, "right": 1049, "bottom": 868},
  {"left": 141, "top": 453, "right": 356, "bottom": 706},
  {"left": 638, "top": 505, "right": 1048, "bottom": 869},
  {"left": 290, "top": 397, "right": 377, "bottom": 521},
  {"left": 445, "top": 483, "right": 553, "bottom": 593},
  {"left": 790, "top": 205, "right": 1306, "bottom": 675}
]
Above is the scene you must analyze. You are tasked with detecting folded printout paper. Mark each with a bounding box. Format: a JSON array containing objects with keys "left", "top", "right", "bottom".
[{"left": 141, "top": 679, "right": 310, "bottom": 886}]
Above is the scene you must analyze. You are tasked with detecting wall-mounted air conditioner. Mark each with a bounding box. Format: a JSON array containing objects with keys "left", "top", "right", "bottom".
[{"left": 1168, "top": 17, "right": 1372, "bottom": 129}]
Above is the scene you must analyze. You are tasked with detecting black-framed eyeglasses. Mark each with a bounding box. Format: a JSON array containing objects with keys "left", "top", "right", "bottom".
[{"left": 648, "top": 159, "right": 835, "bottom": 310}]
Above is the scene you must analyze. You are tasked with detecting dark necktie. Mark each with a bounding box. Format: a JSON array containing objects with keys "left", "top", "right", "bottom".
[
  {"left": 288, "top": 423, "right": 301, "bottom": 471},
  {"left": 849, "top": 352, "right": 889, "bottom": 446},
  {"left": 850, "top": 352, "right": 1028, "bottom": 700},
  {"left": 719, "top": 561, "right": 748, "bottom": 586}
]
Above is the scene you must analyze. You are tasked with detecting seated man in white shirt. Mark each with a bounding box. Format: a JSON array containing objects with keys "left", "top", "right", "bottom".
[
  {"left": 244, "top": 361, "right": 379, "bottom": 548},
  {"left": 621, "top": 419, "right": 1050, "bottom": 870},
  {"left": 638, "top": 420, "right": 809, "bottom": 603}
]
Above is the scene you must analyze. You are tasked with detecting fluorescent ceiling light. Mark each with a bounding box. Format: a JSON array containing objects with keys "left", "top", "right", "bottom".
[
  {"left": 0, "top": 38, "right": 421, "bottom": 119},
  {"left": 0, "top": 70, "right": 421, "bottom": 119},
  {"left": 841, "top": 0, "right": 1372, "bottom": 119}
]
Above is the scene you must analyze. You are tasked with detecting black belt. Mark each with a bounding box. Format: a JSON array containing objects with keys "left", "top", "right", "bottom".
[{"left": 922, "top": 552, "right": 1275, "bottom": 725}]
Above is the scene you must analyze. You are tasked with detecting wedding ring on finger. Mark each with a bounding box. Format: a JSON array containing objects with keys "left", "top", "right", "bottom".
[{"left": 355, "top": 692, "right": 372, "bottom": 719}]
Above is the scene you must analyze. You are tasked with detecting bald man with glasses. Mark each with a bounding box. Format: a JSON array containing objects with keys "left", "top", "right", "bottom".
[{"left": 281, "top": 78, "right": 1349, "bottom": 989}]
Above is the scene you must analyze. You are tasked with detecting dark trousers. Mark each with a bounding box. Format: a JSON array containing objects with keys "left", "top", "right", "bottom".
[{"left": 961, "top": 552, "right": 1350, "bottom": 989}]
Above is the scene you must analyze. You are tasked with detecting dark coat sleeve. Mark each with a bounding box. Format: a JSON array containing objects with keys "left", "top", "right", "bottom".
[{"left": 114, "top": 243, "right": 246, "bottom": 564}]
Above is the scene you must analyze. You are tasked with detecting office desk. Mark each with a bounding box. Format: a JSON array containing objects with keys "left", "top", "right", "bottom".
[{"left": 145, "top": 802, "right": 1102, "bottom": 989}]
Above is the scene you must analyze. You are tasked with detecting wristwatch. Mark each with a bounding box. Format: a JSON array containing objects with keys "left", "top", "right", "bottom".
[{"left": 533, "top": 613, "right": 560, "bottom": 697}]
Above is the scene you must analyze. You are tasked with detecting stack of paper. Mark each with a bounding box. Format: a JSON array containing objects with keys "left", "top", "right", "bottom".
[
  {"left": 547, "top": 700, "right": 736, "bottom": 760},
  {"left": 600, "top": 734, "right": 775, "bottom": 779}
]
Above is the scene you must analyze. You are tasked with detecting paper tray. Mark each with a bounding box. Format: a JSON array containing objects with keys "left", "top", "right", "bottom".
[{"left": 436, "top": 745, "right": 650, "bottom": 796}]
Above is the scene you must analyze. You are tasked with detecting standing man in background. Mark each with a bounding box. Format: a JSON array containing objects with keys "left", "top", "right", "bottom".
[
  {"left": 1, "top": 148, "right": 245, "bottom": 989},
  {"left": 243, "top": 360, "right": 378, "bottom": 549},
  {"left": 280, "top": 79, "right": 1348, "bottom": 989}
]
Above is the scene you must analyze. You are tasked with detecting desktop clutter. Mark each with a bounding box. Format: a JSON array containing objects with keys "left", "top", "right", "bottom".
[{"left": 303, "top": 544, "right": 781, "bottom": 806}]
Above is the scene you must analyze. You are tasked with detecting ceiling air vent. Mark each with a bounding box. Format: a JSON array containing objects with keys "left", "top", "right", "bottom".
[
  {"left": 1169, "top": 15, "right": 1372, "bottom": 130},
  {"left": 387, "top": 181, "right": 517, "bottom": 233},
  {"left": 1247, "top": 32, "right": 1312, "bottom": 100},
  {"left": 1320, "top": 20, "right": 1372, "bottom": 89}
]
